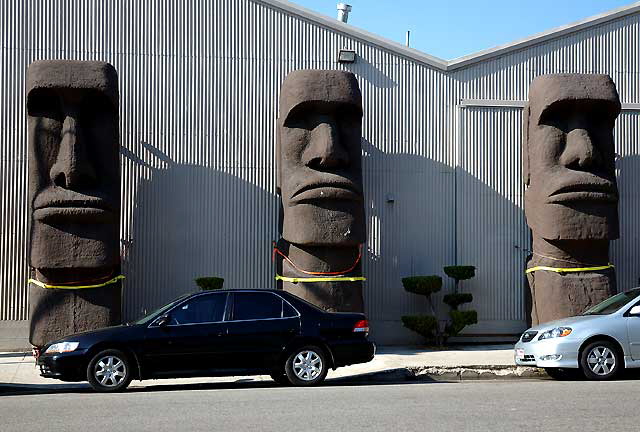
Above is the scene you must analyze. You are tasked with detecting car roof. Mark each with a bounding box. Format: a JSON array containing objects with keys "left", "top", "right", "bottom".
[{"left": 194, "top": 289, "right": 282, "bottom": 294}]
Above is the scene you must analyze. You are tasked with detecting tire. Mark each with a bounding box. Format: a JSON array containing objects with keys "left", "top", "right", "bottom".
[
  {"left": 284, "top": 345, "right": 328, "bottom": 386},
  {"left": 86, "top": 349, "right": 133, "bottom": 392},
  {"left": 544, "top": 367, "right": 582, "bottom": 381},
  {"left": 579, "top": 340, "right": 622, "bottom": 381},
  {"left": 269, "top": 373, "right": 291, "bottom": 386}
]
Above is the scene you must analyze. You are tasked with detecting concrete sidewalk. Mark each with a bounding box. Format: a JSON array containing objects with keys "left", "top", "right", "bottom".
[{"left": 0, "top": 344, "right": 542, "bottom": 392}]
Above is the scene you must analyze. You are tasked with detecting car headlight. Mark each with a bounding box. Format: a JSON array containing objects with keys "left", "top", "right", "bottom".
[
  {"left": 538, "top": 327, "right": 572, "bottom": 340},
  {"left": 44, "top": 342, "right": 79, "bottom": 354}
]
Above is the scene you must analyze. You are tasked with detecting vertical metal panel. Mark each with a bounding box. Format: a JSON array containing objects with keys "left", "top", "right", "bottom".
[
  {"left": 612, "top": 110, "right": 640, "bottom": 291},
  {"left": 0, "top": 0, "right": 639, "bottom": 343},
  {"left": 457, "top": 106, "right": 528, "bottom": 334}
]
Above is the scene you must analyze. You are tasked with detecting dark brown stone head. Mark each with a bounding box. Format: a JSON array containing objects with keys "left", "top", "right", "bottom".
[
  {"left": 277, "top": 70, "right": 365, "bottom": 246},
  {"left": 523, "top": 74, "right": 620, "bottom": 240},
  {"left": 27, "top": 60, "right": 120, "bottom": 278}
]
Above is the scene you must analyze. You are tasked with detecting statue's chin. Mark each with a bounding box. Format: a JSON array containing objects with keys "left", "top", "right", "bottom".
[{"left": 282, "top": 204, "right": 364, "bottom": 246}]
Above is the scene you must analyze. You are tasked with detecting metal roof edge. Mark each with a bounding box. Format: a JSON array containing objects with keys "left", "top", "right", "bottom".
[
  {"left": 447, "top": 2, "right": 640, "bottom": 70},
  {"left": 255, "top": 0, "right": 450, "bottom": 70},
  {"left": 255, "top": 0, "right": 640, "bottom": 72}
]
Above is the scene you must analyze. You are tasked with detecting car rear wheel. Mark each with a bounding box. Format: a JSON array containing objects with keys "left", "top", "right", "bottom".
[
  {"left": 579, "top": 341, "right": 622, "bottom": 381},
  {"left": 87, "top": 349, "right": 133, "bottom": 392},
  {"left": 284, "top": 345, "right": 328, "bottom": 386}
]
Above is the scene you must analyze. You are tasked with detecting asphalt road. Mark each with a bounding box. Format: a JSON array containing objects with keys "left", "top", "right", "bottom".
[{"left": 2, "top": 378, "right": 639, "bottom": 432}]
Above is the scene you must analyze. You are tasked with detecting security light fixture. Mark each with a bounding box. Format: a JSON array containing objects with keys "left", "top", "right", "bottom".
[{"left": 338, "top": 49, "right": 356, "bottom": 63}]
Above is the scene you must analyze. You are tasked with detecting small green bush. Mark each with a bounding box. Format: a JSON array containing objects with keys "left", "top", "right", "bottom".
[
  {"left": 195, "top": 277, "right": 224, "bottom": 291},
  {"left": 401, "top": 276, "right": 442, "bottom": 296},
  {"left": 443, "top": 293, "right": 473, "bottom": 310},
  {"left": 446, "top": 310, "right": 478, "bottom": 337},
  {"left": 443, "top": 266, "right": 476, "bottom": 282},
  {"left": 401, "top": 315, "right": 438, "bottom": 340}
]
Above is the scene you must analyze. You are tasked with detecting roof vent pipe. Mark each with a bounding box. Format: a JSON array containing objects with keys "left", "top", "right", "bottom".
[{"left": 337, "top": 3, "right": 352, "bottom": 23}]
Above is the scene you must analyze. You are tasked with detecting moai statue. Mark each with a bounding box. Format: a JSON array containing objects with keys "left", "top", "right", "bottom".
[
  {"left": 27, "top": 60, "right": 122, "bottom": 347},
  {"left": 523, "top": 74, "right": 620, "bottom": 325},
  {"left": 276, "top": 70, "right": 366, "bottom": 312}
]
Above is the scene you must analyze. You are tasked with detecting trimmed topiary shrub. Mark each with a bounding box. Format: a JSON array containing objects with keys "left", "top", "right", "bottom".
[
  {"left": 401, "top": 315, "right": 438, "bottom": 340},
  {"left": 444, "top": 266, "right": 475, "bottom": 286},
  {"left": 401, "top": 276, "right": 442, "bottom": 296},
  {"left": 447, "top": 310, "right": 478, "bottom": 336},
  {"left": 442, "top": 265, "right": 477, "bottom": 339},
  {"left": 195, "top": 277, "right": 224, "bottom": 291},
  {"left": 401, "top": 275, "right": 442, "bottom": 344},
  {"left": 443, "top": 293, "right": 473, "bottom": 309}
]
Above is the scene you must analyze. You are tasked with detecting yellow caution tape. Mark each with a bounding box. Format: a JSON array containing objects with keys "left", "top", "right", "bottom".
[
  {"left": 28, "top": 275, "right": 125, "bottom": 290},
  {"left": 275, "top": 274, "right": 366, "bottom": 283},
  {"left": 525, "top": 264, "right": 614, "bottom": 274}
]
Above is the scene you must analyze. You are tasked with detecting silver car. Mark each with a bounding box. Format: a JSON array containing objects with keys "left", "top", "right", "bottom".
[{"left": 515, "top": 288, "right": 640, "bottom": 380}]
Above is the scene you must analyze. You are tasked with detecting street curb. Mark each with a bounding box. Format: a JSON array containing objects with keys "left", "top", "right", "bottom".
[{"left": 334, "top": 366, "right": 546, "bottom": 383}]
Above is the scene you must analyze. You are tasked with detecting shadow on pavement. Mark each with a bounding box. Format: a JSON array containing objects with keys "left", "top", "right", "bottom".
[
  {"left": 0, "top": 374, "right": 450, "bottom": 397},
  {"left": 0, "top": 352, "right": 29, "bottom": 358}
]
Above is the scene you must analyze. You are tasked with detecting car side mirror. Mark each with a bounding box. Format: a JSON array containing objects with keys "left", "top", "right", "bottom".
[
  {"left": 629, "top": 306, "right": 640, "bottom": 316},
  {"left": 156, "top": 314, "right": 171, "bottom": 327}
]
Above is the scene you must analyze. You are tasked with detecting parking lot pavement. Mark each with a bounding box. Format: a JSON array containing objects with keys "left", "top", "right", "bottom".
[
  {"left": 3, "top": 380, "right": 640, "bottom": 432},
  {"left": 0, "top": 345, "right": 520, "bottom": 391}
]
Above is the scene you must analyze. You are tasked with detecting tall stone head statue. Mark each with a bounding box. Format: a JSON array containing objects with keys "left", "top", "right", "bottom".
[
  {"left": 277, "top": 69, "right": 365, "bottom": 246},
  {"left": 276, "top": 70, "right": 366, "bottom": 312},
  {"left": 523, "top": 74, "right": 620, "bottom": 240},
  {"left": 27, "top": 60, "right": 122, "bottom": 346},
  {"left": 523, "top": 74, "right": 620, "bottom": 325}
]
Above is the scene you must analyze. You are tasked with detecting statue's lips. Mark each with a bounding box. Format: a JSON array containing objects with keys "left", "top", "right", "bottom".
[
  {"left": 34, "top": 201, "right": 114, "bottom": 223},
  {"left": 291, "top": 182, "right": 363, "bottom": 203},
  {"left": 547, "top": 183, "right": 618, "bottom": 203}
]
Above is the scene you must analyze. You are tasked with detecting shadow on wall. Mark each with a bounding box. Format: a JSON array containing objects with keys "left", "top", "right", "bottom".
[
  {"left": 613, "top": 154, "right": 640, "bottom": 290},
  {"left": 120, "top": 142, "right": 278, "bottom": 321},
  {"left": 361, "top": 140, "right": 530, "bottom": 344},
  {"left": 349, "top": 56, "right": 398, "bottom": 89},
  {"left": 117, "top": 139, "right": 533, "bottom": 343}
]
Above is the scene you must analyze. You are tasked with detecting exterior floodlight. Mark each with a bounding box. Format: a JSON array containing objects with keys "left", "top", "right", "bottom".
[{"left": 338, "top": 49, "right": 356, "bottom": 63}]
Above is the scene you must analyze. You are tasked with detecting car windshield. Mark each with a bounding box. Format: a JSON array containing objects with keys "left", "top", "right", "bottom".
[
  {"left": 133, "top": 293, "right": 193, "bottom": 325},
  {"left": 582, "top": 288, "right": 640, "bottom": 315}
]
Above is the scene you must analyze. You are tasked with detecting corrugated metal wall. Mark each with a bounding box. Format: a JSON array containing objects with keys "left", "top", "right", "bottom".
[
  {"left": 456, "top": 106, "right": 528, "bottom": 334},
  {"left": 0, "top": 0, "right": 638, "bottom": 343}
]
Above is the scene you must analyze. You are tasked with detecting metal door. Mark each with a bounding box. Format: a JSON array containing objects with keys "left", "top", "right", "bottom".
[{"left": 455, "top": 103, "right": 529, "bottom": 336}]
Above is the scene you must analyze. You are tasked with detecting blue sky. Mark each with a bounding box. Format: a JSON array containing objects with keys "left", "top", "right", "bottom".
[{"left": 288, "top": 0, "right": 637, "bottom": 59}]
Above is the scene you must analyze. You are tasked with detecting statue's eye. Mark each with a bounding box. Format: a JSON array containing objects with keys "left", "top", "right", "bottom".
[{"left": 27, "top": 89, "right": 63, "bottom": 121}]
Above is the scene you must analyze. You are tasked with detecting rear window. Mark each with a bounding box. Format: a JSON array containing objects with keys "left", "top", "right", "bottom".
[
  {"left": 233, "top": 292, "right": 292, "bottom": 320},
  {"left": 283, "top": 301, "right": 298, "bottom": 318}
]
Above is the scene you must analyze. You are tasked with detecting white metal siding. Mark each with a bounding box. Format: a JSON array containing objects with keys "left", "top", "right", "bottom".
[{"left": 0, "top": 0, "right": 638, "bottom": 343}]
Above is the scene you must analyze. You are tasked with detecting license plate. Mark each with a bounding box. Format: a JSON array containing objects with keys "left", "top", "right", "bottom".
[{"left": 515, "top": 349, "right": 525, "bottom": 360}]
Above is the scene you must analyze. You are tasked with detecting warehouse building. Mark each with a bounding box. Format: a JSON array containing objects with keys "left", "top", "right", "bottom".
[{"left": 1, "top": 0, "right": 639, "bottom": 347}]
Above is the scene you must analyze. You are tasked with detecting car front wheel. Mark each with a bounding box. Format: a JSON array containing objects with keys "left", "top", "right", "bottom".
[
  {"left": 284, "top": 346, "right": 328, "bottom": 386},
  {"left": 87, "top": 349, "right": 133, "bottom": 392},
  {"left": 579, "top": 341, "right": 622, "bottom": 380}
]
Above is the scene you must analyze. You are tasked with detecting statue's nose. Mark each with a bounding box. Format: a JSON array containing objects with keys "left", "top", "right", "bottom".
[
  {"left": 560, "top": 128, "right": 602, "bottom": 170},
  {"left": 49, "top": 115, "right": 97, "bottom": 189},
  {"left": 302, "top": 120, "right": 349, "bottom": 169}
]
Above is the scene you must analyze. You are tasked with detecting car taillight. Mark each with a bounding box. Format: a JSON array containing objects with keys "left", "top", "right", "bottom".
[{"left": 353, "top": 319, "right": 369, "bottom": 335}]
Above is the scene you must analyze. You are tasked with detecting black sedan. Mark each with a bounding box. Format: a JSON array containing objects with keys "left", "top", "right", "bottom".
[{"left": 36, "top": 289, "right": 375, "bottom": 392}]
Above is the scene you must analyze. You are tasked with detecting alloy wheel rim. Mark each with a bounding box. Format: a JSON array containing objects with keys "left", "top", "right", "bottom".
[
  {"left": 293, "top": 350, "right": 322, "bottom": 381},
  {"left": 94, "top": 355, "right": 127, "bottom": 387},
  {"left": 587, "top": 346, "right": 615, "bottom": 376}
]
